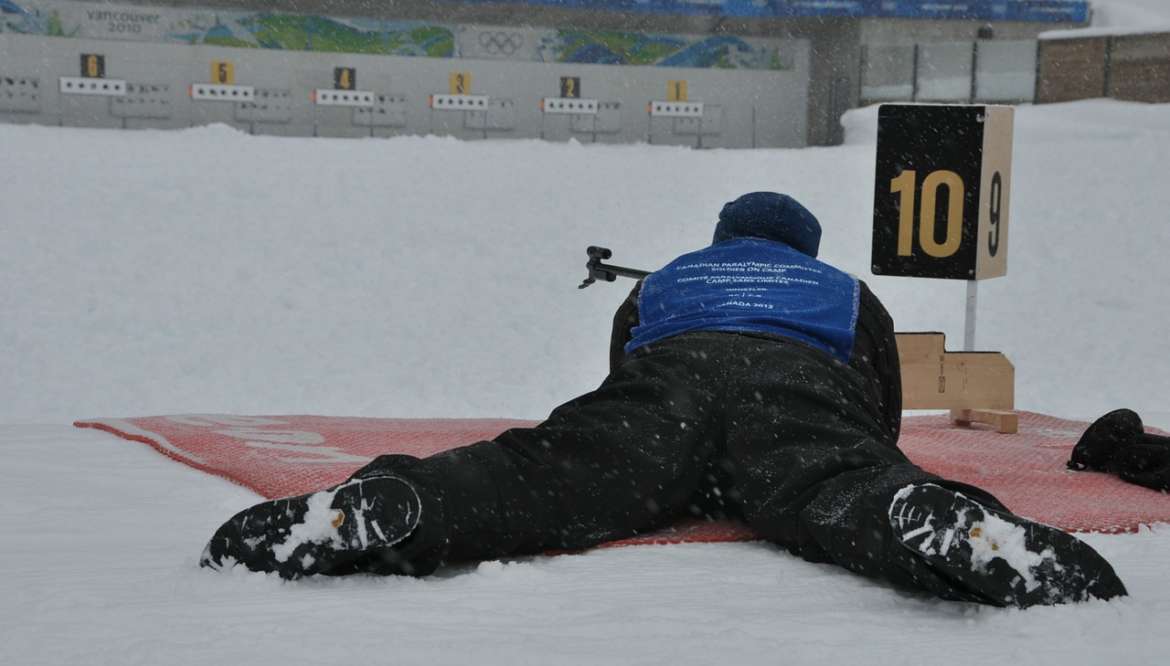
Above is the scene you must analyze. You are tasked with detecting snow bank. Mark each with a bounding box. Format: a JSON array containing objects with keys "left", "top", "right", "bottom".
[{"left": 1043, "top": 0, "right": 1170, "bottom": 38}]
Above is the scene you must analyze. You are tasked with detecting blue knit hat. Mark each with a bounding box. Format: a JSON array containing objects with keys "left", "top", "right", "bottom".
[{"left": 712, "top": 192, "right": 822, "bottom": 257}]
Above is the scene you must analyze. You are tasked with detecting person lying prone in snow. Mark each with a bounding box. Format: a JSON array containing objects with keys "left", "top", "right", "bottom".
[{"left": 202, "top": 192, "right": 1126, "bottom": 608}]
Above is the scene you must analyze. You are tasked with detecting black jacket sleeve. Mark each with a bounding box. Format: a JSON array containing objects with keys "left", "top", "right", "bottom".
[
  {"left": 609, "top": 281, "right": 642, "bottom": 374},
  {"left": 848, "top": 280, "right": 902, "bottom": 445}
]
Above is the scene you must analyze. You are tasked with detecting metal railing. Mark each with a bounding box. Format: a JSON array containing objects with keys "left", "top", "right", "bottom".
[
  {"left": 861, "top": 33, "right": 1170, "bottom": 107},
  {"left": 861, "top": 40, "right": 1038, "bottom": 106}
]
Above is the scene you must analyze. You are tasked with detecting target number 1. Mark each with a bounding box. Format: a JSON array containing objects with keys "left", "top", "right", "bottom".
[{"left": 890, "top": 170, "right": 965, "bottom": 259}]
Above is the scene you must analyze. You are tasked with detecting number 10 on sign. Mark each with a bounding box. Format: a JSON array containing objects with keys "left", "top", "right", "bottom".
[
  {"left": 891, "top": 169, "right": 1006, "bottom": 260},
  {"left": 890, "top": 169, "right": 965, "bottom": 259}
]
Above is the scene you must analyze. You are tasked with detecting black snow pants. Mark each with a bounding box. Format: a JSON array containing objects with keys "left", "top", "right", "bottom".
[{"left": 352, "top": 331, "right": 1005, "bottom": 601}]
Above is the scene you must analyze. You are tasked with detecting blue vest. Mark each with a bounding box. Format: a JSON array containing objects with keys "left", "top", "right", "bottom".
[{"left": 627, "top": 239, "right": 860, "bottom": 362}]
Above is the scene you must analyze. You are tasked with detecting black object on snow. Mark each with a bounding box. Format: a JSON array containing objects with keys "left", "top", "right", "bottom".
[
  {"left": 200, "top": 475, "right": 422, "bottom": 579},
  {"left": 1068, "top": 408, "right": 1146, "bottom": 471},
  {"left": 1069, "top": 409, "right": 1170, "bottom": 492}
]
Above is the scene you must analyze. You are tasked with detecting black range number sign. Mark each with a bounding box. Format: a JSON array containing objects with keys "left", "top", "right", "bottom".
[
  {"left": 560, "top": 76, "right": 580, "bottom": 99},
  {"left": 334, "top": 67, "right": 356, "bottom": 91},
  {"left": 872, "top": 104, "right": 1013, "bottom": 281},
  {"left": 81, "top": 54, "right": 105, "bottom": 79}
]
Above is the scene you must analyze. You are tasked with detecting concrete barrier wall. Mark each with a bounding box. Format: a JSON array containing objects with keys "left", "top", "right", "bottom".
[
  {"left": 1035, "top": 37, "right": 1108, "bottom": 103},
  {"left": 0, "top": 32, "right": 811, "bottom": 147},
  {"left": 1036, "top": 33, "right": 1170, "bottom": 104},
  {"left": 1108, "top": 33, "right": 1170, "bottom": 103}
]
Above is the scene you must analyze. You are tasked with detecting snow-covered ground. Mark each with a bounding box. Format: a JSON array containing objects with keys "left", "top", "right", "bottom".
[
  {"left": 1091, "top": 0, "right": 1170, "bottom": 30},
  {"left": 3, "top": 98, "right": 1170, "bottom": 664},
  {"left": 6, "top": 102, "right": 1170, "bottom": 425}
]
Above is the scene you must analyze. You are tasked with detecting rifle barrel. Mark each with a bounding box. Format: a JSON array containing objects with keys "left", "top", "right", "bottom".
[{"left": 599, "top": 263, "right": 650, "bottom": 280}]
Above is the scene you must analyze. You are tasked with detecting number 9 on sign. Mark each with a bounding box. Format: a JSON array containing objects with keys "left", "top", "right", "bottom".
[{"left": 988, "top": 172, "right": 1002, "bottom": 257}]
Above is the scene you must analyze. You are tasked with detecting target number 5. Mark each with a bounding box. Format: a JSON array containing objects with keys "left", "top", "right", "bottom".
[{"left": 890, "top": 169, "right": 965, "bottom": 259}]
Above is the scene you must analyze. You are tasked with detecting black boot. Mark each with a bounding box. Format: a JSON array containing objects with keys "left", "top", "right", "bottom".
[
  {"left": 1068, "top": 408, "right": 1146, "bottom": 471},
  {"left": 201, "top": 475, "right": 422, "bottom": 579},
  {"left": 888, "top": 484, "right": 1128, "bottom": 608}
]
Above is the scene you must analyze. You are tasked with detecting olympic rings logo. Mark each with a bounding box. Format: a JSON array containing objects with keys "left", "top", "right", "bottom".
[{"left": 477, "top": 30, "right": 524, "bottom": 56}]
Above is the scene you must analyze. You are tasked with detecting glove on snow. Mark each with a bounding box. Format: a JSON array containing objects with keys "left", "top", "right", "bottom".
[
  {"left": 1110, "top": 443, "right": 1170, "bottom": 493},
  {"left": 1069, "top": 409, "right": 1170, "bottom": 492},
  {"left": 1068, "top": 408, "right": 1145, "bottom": 471}
]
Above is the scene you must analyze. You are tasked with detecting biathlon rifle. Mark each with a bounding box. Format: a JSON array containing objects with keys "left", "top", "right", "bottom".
[{"left": 577, "top": 246, "right": 650, "bottom": 289}]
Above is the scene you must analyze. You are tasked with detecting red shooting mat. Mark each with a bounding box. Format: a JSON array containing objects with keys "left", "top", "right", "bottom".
[{"left": 74, "top": 412, "right": 1170, "bottom": 540}]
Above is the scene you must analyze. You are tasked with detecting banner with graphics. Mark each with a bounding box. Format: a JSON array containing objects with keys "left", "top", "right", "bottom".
[
  {"left": 0, "top": 1, "right": 791, "bottom": 69},
  {"left": 458, "top": 25, "right": 789, "bottom": 69},
  {"left": 448, "top": 0, "right": 1089, "bottom": 22},
  {"left": 0, "top": 1, "right": 457, "bottom": 56}
]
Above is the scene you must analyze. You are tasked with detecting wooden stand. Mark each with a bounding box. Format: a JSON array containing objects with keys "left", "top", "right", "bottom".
[
  {"left": 949, "top": 409, "right": 1019, "bottom": 434},
  {"left": 896, "top": 332, "right": 1018, "bottom": 434}
]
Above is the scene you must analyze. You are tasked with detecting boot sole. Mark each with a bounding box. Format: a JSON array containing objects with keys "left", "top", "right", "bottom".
[
  {"left": 888, "top": 484, "right": 1127, "bottom": 608},
  {"left": 201, "top": 475, "right": 421, "bottom": 579}
]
